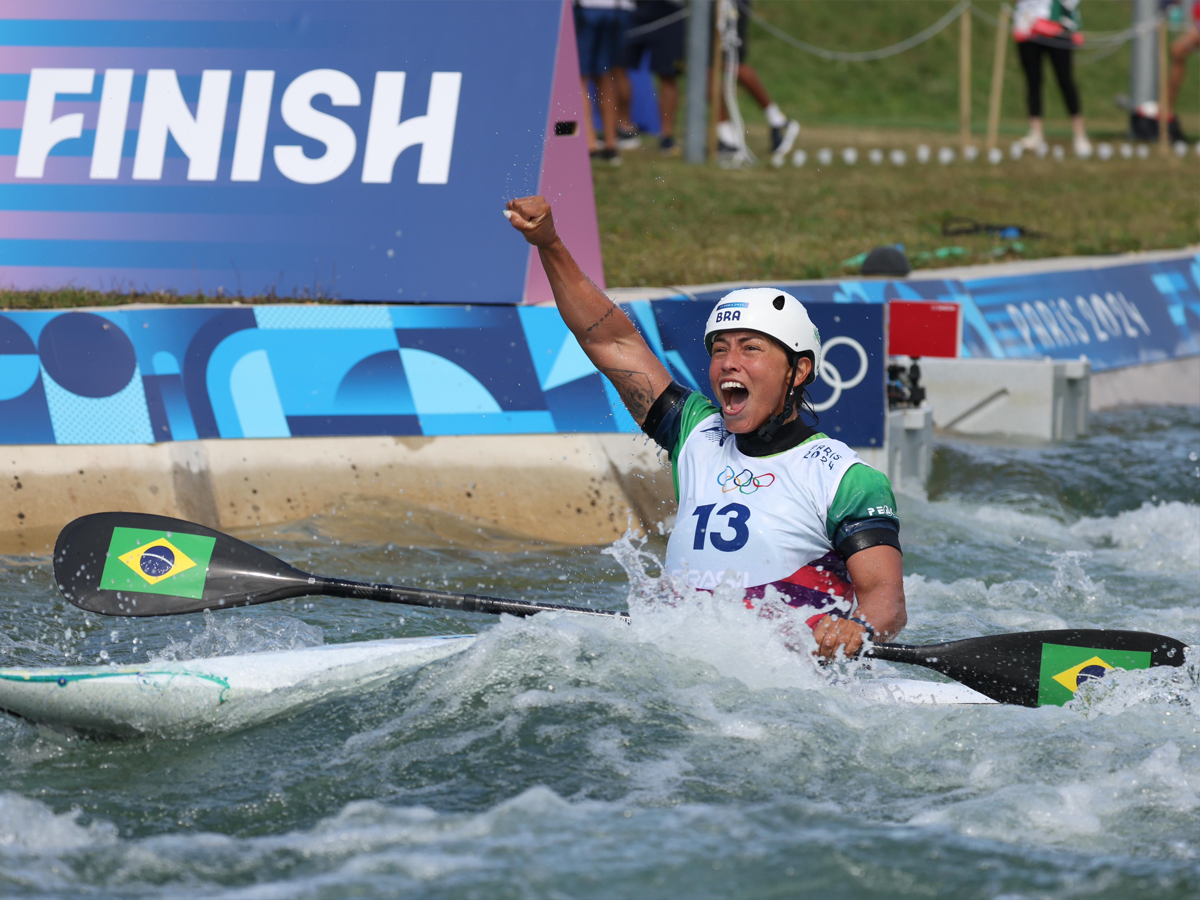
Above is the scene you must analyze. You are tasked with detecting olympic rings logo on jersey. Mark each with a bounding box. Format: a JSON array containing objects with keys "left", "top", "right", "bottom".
[
  {"left": 717, "top": 465, "right": 776, "bottom": 494},
  {"left": 811, "top": 336, "right": 869, "bottom": 412}
]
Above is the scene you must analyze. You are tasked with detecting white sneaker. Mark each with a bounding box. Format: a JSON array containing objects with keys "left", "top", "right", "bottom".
[
  {"left": 1073, "top": 135, "right": 1093, "bottom": 159},
  {"left": 771, "top": 120, "right": 801, "bottom": 154},
  {"left": 770, "top": 121, "right": 801, "bottom": 168},
  {"left": 1017, "top": 132, "right": 1046, "bottom": 153}
]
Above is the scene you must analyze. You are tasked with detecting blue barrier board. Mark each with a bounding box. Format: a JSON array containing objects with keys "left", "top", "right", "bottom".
[{"left": 0, "top": 301, "right": 887, "bottom": 448}]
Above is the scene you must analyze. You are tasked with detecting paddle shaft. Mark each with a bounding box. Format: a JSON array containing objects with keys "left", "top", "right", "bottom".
[
  {"left": 314, "top": 576, "right": 632, "bottom": 622},
  {"left": 863, "top": 643, "right": 927, "bottom": 666}
]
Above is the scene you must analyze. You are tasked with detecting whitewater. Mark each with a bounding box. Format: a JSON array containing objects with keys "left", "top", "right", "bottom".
[{"left": 0, "top": 406, "right": 1196, "bottom": 899}]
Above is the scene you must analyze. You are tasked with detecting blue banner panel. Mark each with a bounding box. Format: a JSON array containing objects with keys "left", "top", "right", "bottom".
[
  {"left": 0, "top": 0, "right": 563, "bottom": 303},
  {"left": 682, "top": 254, "right": 1200, "bottom": 372},
  {"left": 0, "top": 300, "right": 887, "bottom": 447},
  {"left": 960, "top": 256, "right": 1200, "bottom": 370}
]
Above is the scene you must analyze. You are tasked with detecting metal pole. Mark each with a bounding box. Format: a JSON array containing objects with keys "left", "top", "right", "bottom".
[
  {"left": 986, "top": 4, "right": 1011, "bottom": 152},
  {"left": 959, "top": 5, "right": 972, "bottom": 150},
  {"left": 1158, "top": 15, "right": 1171, "bottom": 154},
  {"left": 685, "top": 0, "right": 713, "bottom": 163},
  {"left": 1129, "top": 0, "right": 1158, "bottom": 129},
  {"left": 708, "top": 0, "right": 724, "bottom": 159}
]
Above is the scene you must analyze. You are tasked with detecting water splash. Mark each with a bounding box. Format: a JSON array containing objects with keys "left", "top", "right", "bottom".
[
  {"left": 147, "top": 609, "right": 324, "bottom": 662},
  {"left": 1068, "top": 646, "right": 1200, "bottom": 719},
  {"left": 0, "top": 792, "right": 117, "bottom": 851},
  {"left": 1048, "top": 549, "right": 1106, "bottom": 607},
  {"left": 1071, "top": 500, "right": 1200, "bottom": 574},
  {"left": 599, "top": 529, "right": 859, "bottom": 690}
]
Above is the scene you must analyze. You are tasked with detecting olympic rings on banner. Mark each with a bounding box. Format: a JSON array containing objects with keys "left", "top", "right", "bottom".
[{"left": 811, "top": 336, "right": 869, "bottom": 412}]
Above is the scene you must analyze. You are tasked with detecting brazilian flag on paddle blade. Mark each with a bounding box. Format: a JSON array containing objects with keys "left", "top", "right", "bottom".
[
  {"left": 1037, "top": 642, "right": 1152, "bottom": 706},
  {"left": 99, "top": 527, "right": 217, "bottom": 599}
]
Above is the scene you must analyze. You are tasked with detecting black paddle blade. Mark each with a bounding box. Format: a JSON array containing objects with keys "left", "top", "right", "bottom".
[
  {"left": 867, "top": 629, "right": 1189, "bottom": 707},
  {"left": 54, "top": 512, "right": 314, "bottom": 617}
]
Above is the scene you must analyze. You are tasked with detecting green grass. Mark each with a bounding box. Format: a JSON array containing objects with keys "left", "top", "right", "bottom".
[
  {"left": 727, "top": 0, "right": 1199, "bottom": 138},
  {"left": 594, "top": 0, "right": 1200, "bottom": 286},
  {"left": 594, "top": 150, "right": 1198, "bottom": 286},
  {"left": 0, "top": 285, "right": 328, "bottom": 310}
]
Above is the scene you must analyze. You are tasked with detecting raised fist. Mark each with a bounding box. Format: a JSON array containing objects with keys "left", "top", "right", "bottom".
[{"left": 504, "top": 196, "right": 558, "bottom": 248}]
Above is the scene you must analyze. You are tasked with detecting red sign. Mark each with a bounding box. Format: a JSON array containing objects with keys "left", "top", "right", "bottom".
[{"left": 887, "top": 301, "right": 961, "bottom": 358}]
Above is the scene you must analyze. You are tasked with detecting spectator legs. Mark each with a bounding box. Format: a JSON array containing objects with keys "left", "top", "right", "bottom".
[
  {"left": 596, "top": 71, "right": 619, "bottom": 151},
  {"left": 581, "top": 74, "right": 619, "bottom": 153},
  {"left": 1046, "top": 46, "right": 1081, "bottom": 117},
  {"left": 1168, "top": 29, "right": 1200, "bottom": 141},
  {"left": 659, "top": 76, "right": 679, "bottom": 140},
  {"left": 1017, "top": 40, "right": 1044, "bottom": 120},
  {"left": 581, "top": 77, "right": 599, "bottom": 152}
]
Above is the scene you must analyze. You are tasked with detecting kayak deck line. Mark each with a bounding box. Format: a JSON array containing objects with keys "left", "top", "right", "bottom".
[{"left": 0, "top": 668, "right": 233, "bottom": 703}]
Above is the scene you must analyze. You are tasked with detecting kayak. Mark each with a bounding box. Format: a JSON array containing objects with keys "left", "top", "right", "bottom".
[
  {"left": 0, "top": 635, "right": 995, "bottom": 737},
  {"left": 0, "top": 634, "right": 476, "bottom": 736}
]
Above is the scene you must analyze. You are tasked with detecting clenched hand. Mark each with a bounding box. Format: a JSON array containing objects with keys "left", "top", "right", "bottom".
[{"left": 504, "top": 196, "right": 558, "bottom": 248}]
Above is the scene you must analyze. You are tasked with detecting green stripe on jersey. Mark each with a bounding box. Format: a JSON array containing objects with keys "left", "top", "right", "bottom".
[
  {"left": 825, "top": 463, "right": 899, "bottom": 540},
  {"left": 670, "top": 392, "right": 720, "bottom": 463},
  {"left": 670, "top": 393, "right": 720, "bottom": 500}
]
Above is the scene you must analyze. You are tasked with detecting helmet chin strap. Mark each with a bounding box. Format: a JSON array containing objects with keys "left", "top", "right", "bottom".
[{"left": 752, "top": 354, "right": 801, "bottom": 442}]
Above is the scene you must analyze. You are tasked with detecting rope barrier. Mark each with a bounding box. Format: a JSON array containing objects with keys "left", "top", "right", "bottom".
[
  {"left": 746, "top": 0, "right": 970, "bottom": 63},
  {"left": 748, "top": 1, "right": 1168, "bottom": 61},
  {"left": 624, "top": 5, "right": 689, "bottom": 42},
  {"left": 969, "top": 2, "right": 1167, "bottom": 52},
  {"left": 1076, "top": 35, "right": 1138, "bottom": 67},
  {"left": 718, "top": 0, "right": 756, "bottom": 168}
]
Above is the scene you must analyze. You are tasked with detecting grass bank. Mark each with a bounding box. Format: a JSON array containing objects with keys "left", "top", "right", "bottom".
[{"left": 593, "top": 137, "right": 1198, "bottom": 286}]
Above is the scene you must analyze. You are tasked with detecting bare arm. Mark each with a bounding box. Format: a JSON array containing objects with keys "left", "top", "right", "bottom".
[
  {"left": 812, "top": 545, "right": 906, "bottom": 660},
  {"left": 505, "top": 196, "right": 672, "bottom": 423}
]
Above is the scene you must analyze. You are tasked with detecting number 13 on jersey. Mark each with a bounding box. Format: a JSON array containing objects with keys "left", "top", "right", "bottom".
[{"left": 691, "top": 503, "right": 751, "bottom": 552}]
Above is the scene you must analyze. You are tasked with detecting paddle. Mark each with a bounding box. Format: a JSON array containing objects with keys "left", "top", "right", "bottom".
[
  {"left": 53, "top": 512, "right": 1189, "bottom": 707},
  {"left": 54, "top": 512, "right": 630, "bottom": 622},
  {"left": 863, "top": 631, "right": 1186, "bottom": 707}
]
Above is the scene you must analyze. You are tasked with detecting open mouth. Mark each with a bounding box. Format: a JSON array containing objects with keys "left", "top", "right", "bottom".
[{"left": 720, "top": 380, "right": 749, "bottom": 416}]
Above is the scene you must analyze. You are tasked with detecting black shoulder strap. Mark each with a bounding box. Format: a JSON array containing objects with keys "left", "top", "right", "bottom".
[{"left": 641, "top": 381, "right": 690, "bottom": 446}]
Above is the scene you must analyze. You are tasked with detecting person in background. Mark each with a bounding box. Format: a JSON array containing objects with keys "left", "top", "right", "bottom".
[
  {"left": 616, "top": 0, "right": 687, "bottom": 155},
  {"left": 1166, "top": 1, "right": 1200, "bottom": 143},
  {"left": 576, "top": 0, "right": 624, "bottom": 165},
  {"left": 715, "top": 0, "right": 801, "bottom": 163},
  {"left": 1012, "top": 0, "right": 1092, "bottom": 157},
  {"left": 611, "top": 0, "right": 642, "bottom": 150}
]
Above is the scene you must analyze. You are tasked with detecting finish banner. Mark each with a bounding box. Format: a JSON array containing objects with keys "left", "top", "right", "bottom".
[{"left": 0, "top": 0, "right": 602, "bottom": 303}]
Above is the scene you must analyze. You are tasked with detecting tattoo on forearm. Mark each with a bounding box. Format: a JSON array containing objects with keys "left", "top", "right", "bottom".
[
  {"left": 600, "top": 367, "right": 656, "bottom": 421},
  {"left": 585, "top": 304, "right": 617, "bottom": 333}
]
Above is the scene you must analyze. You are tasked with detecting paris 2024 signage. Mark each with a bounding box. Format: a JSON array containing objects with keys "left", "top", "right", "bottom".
[{"left": 0, "top": 0, "right": 603, "bottom": 303}]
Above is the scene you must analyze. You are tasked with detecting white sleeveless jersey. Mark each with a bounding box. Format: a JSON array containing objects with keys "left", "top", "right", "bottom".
[{"left": 665, "top": 409, "right": 864, "bottom": 598}]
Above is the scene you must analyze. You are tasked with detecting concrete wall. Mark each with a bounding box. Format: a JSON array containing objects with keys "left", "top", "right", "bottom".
[
  {"left": 918, "top": 358, "right": 1091, "bottom": 441},
  {"left": 0, "top": 419, "right": 934, "bottom": 555},
  {"left": 1090, "top": 356, "right": 1200, "bottom": 410},
  {"left": 0, "top": 434, "right": 677, "bottom": 555}
]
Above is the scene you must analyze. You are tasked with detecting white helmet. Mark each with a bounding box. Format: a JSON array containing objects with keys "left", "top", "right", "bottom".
[{"left": 704, "top": 288, "right": 822, "bottom": 386}]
